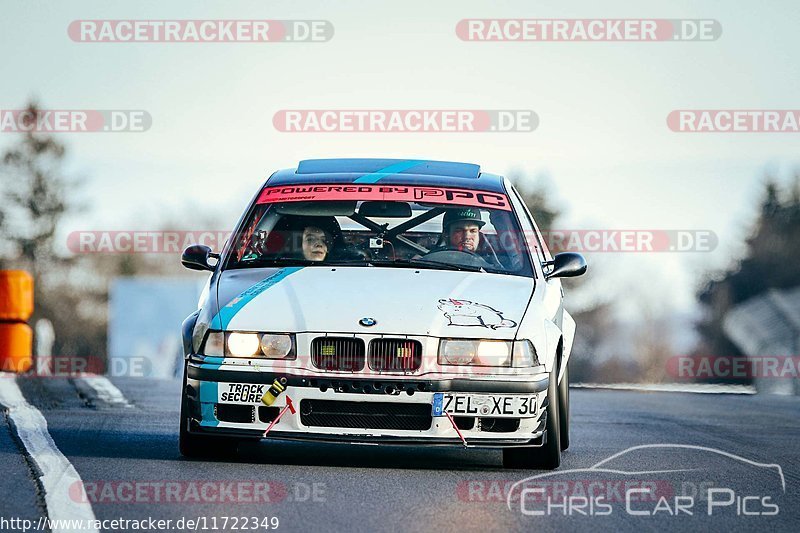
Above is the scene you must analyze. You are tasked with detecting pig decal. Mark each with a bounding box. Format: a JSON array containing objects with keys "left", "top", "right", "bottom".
[{"left": 437, "top": 298, "right": 518, "bottom": 330}]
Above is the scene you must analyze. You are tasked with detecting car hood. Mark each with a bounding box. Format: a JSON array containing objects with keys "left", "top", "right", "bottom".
[{"left": 215, "top": 266, "right": 533, "bottom": 340}]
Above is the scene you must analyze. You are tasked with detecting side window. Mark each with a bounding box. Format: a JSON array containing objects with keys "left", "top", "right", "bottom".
[{"left": 506, "top": 182, "right": 552, "bottom": 263}]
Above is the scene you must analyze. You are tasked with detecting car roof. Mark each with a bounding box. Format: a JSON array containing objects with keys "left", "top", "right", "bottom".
[{"left": 264, "top": 158, "right": 507, "bottom": 193}]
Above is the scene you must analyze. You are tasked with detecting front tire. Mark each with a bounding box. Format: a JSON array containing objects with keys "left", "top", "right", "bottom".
[
  {"left": 502, "top": 368, "right": 561, "bottom": 470},
  {"left": 558, "top": 363, "right": 570, "bottom": 451}
]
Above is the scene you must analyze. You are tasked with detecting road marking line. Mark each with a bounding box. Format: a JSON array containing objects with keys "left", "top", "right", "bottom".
[
  {"left": 0, "top": 374, "right": 99, "bottom": 533},
  {"left": 78, "top": 375, "right": 132, "bottom": 407}
]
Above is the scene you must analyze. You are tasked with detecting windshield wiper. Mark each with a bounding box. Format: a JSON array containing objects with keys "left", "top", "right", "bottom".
[{"left": 367, "top": 258, "right": 483, "bottom": 273}]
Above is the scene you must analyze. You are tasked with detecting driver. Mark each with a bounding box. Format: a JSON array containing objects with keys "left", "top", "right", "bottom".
[
  {"left": 444, "top": 208, "right": 484, "bottom": 252},
  {"left": 436, "top": 208, "right": 502, "bottom": 268}
]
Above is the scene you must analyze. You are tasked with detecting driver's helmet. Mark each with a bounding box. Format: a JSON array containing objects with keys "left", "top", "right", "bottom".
[{"left": 442, "top": 207, "right": 486, "bottom": 231}]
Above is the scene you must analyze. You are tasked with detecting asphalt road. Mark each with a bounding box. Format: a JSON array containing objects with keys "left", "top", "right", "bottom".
[{"left": 2, "top": 375, "right": 798, "bottom": 533}]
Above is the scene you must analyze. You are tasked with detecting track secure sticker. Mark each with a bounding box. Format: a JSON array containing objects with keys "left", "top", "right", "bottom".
[{"left": 219, "top": 383, "right": 266, "bottom": 404}]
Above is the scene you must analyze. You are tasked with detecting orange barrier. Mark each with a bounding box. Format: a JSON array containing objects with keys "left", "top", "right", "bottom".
[
  {"left": 0, "top": 270, "right": 34, "bottom": 321},
  {"left": 0, "top": 323, "right": 33, "bottom": 372},
  {"left": 0, "top": 270, "right": 34, "bottom": 373}
]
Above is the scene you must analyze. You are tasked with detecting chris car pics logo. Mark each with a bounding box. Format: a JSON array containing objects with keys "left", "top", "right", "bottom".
[{"left": 506, "top": 444, "right": 784, "bottom": 517}]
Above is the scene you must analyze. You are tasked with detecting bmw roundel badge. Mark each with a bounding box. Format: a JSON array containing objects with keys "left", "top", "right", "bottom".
[{"left": 359, "top": 317, "right": 377, "bottom": 327}]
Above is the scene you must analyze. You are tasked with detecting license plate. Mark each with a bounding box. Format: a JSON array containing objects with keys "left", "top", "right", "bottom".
[{"left": 432, "top": 393, "right": 537, "bottom": 418}]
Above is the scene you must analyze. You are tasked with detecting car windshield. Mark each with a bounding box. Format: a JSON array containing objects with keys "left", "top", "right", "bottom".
[{"left": 224, "top": 183, "right": 534, "bottom": 277}]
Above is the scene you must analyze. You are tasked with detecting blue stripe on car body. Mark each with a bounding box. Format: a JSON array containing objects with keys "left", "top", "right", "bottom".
[
  {"left": 210, "top": 267, "right": 304, "bottom": 331},
  {"left": 199, "top": 381, "right": 219, "bottom": 426}
]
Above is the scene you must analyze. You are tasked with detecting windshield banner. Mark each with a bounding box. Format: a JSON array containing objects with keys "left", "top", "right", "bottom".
[{"left": 256, "top": 184, "right": 512, "bottom": 211}]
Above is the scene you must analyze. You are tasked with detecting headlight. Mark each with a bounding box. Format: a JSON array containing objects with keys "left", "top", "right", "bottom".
[
  {"left": 200, "top": 330, "right": 295, "bottom": 359},
  {"left": 439, "top": 339, "right": 478, "bottom": 365},
  {"left": 477, "top": 340, "right": 512, "bottom": 366},
  {"left": 439, "top": 339, "right": 512, "bottom": 367},
  {"left": 259, "top": 334, "right": 293, "bottom": 358},
  {"left": 227, "top": 332, "right": 261, "bottom": 357}
]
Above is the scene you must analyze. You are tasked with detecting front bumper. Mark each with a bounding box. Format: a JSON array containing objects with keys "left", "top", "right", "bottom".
[{"left": 184, "top": 360, "right": 550, "bottom": 448}]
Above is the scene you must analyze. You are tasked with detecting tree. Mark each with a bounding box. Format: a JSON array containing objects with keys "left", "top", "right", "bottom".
[
  {"left": 0, "top": 207, "right": 6, "bottom": 269},
  {"left": 1, "top": 103, "right": 73, "bottom": 281},
  {"left": 696, "top": 175, "right": 800, "bottom": 370},
  {"left": 1, "top": 102, "right": 106, "bottom": 359}
]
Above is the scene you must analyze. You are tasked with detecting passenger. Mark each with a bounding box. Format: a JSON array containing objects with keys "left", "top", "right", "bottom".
[
  {"left": 300, "top": 225, "right": 332, "bottom": 261},
  {"left": 287, "top": 216, "right": 348, "bottom": 262},
  {"left": 249, "top": 215, "right": 362, "bottom": 262}
]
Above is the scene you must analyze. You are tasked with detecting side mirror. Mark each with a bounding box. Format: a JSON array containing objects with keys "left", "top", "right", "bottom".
[
  {"left": 544, "top": 252, "right": 587, "bottom": 279},
  {"left": 181, "top": 244, "right": 218, "bottom": 271}
]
